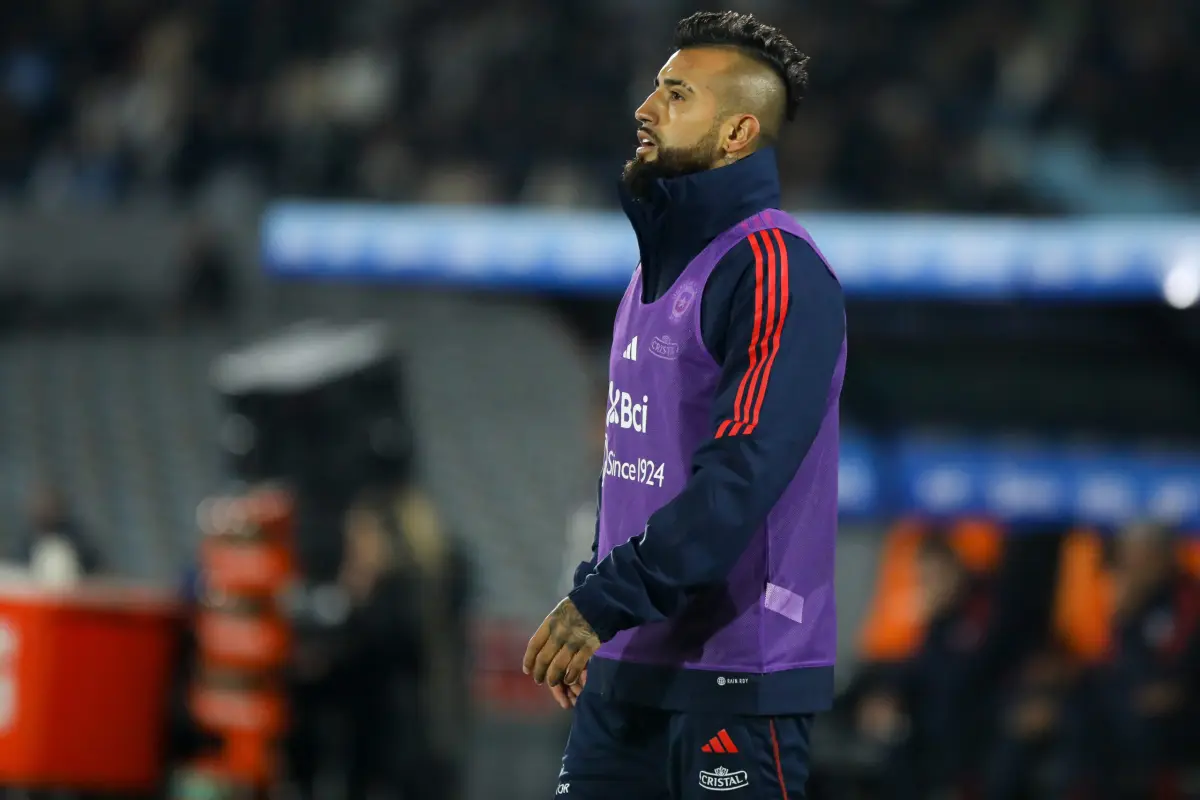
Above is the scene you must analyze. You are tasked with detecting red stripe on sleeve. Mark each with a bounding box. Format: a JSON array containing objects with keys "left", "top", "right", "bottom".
[
  {"left": 716, "top": 232, "right": 767, "bottom": 438},
  {"left": 736, "top": 231, "right": 779, "bottom": 434},
  {"left": 744, "top": 229, "right": 791, "bottom": 434}
]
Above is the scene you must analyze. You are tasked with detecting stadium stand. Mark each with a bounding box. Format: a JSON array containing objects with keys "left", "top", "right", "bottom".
[
  {"left": 0, "top": 0, "right": 1197, "bottom": 214},
  {"left": 0, "top": 289, "right": 587, "bottom": 623}
]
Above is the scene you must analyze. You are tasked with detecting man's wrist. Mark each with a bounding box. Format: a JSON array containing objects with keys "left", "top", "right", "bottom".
[{"left": 568, "top": 580, "right": 623, "bottom": 644}]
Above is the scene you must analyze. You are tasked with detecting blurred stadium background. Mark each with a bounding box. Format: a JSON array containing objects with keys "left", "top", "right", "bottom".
[{"left": 0, "top": 0, "right": 1198, "bottom": 799}]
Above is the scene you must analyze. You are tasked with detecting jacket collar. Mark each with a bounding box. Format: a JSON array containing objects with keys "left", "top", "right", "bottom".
[{"left": 619, "top": 148, "right": 783, "bottom": 268}]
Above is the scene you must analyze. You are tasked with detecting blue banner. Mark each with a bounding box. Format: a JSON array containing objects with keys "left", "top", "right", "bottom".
[
  {"left": 838, "top": 432, "right": 1200, "bottom": 527},
  {"left": 262, "top": 204, "right": 1200, "bottom": 302}
]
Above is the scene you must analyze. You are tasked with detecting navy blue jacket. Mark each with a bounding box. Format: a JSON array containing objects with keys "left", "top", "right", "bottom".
[{"left": 571, "top": 149, "right": 845, "bottom": 648}]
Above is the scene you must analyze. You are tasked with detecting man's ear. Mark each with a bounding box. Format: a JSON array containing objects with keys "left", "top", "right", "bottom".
[{"left": 723, "top": 114, "right": 761, "bottom": 156}]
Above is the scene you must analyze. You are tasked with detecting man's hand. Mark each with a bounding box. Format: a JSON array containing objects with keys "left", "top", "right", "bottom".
[
  {"left": 523, "top": 597, "right": 600, "bottom": 687},
  {"left": 549, "top": 667, "right": 587, "bottom": 709}
]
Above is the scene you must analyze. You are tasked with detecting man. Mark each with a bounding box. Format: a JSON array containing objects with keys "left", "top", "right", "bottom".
[
  {"left": 852, "top": 534, "right": 996, "bottom": 799},
  {"left": 523, "top": 11, "right": 846, "bottom": 798},
  {"left": 1060, "top": 523, "right": 1200, "bottom": 799},
  {"left": 286, "top": 486, "right": 470, "bottom": 800},
  {"left": 13, "top": 484, "right": 102, "bottom": 583}
]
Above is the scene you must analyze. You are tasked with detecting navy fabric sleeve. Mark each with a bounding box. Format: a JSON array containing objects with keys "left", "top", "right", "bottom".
[{"left": 570, "top": 233, "right": 846, "bottom": 640}]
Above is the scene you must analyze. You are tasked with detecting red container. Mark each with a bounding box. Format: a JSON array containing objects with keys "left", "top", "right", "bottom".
[{"left": 0, "top": 583, "right": 181, "bottom": 791}]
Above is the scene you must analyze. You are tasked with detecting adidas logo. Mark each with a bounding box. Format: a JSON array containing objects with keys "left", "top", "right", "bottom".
[
  {"left": 622, "top": 336, "right": 638, "bottom": 361},
  {"left": 700, "top": 729, "right": 739, "bottom": 754}
]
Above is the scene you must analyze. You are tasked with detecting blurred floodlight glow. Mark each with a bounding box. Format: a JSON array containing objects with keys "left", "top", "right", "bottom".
[{"left": 1162, "top": 256, "right": 1200, "bottom": 308}]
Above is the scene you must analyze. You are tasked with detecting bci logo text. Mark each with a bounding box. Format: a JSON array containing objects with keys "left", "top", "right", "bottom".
[{"left": 607, "top": 381, "right": 650, "bottom": 433}]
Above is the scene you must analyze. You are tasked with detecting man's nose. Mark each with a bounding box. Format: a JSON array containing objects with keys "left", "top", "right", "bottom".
[{"left": 635, "top": 99, "right": 656, "bottom": 127}]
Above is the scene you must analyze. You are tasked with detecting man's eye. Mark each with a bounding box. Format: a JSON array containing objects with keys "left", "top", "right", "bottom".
[{"left": 670, "top": 91, "right": 684, "bottom": 101}]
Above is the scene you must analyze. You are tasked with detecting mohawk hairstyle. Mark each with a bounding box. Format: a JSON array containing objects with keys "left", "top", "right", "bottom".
[{"left": 673, "top": 10, "right": 809, "bottom": 122}]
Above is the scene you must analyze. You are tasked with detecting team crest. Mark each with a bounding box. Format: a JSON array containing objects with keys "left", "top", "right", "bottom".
[{"left": 670, "top": 281, "right": 699, "bottom": 323}]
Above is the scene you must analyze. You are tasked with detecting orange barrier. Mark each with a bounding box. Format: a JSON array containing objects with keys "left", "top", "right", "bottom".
[
  {"left": 857, "top": 523, "right": 1200, "bottom": 670},
  {"left": 858, "top": 518, "right": 1004, "bottom": 662},
  {"left": 1051, "top": 529, "right": 1114, "bottom": 662},
  {"left": 0, "top": 582, "right": 180, "bottom": 791},
  {"left": 1050, "top": 530, "right": 1200, "bottom": 663}
]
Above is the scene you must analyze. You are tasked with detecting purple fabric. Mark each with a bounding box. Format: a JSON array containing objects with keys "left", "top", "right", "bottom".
[{"left": 597, "top": 208, "right": 844, "bottom": 673}]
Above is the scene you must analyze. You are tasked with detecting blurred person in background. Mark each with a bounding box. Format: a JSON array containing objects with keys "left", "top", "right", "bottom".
[
  {"left": 285, "top": 486, "right": 470, "bottom": 800},
  {"left": 525, "top": 11, "right": 846, "bottom": 798},
  {"left": 971, "top": 528, "right": 1075, "bottom": 800},
  {"left": 982, "top": 638, "right": 1075, "bottom": 800},
  {"left": 850, "top": 533, "right": 995, "bottom": 800},
  {"left": 164, "top": 561, "right": 220, "bottom": 769},
  {"left": 1059, "top": 522, "right": 1200, "bottom": 800},
  {"left": 173, "top": 221, "right": 236, "bottom": 326},
  {"left": 337, "top": 489, "right": 433, "bottom": 800},
  {"left": 10, "top": 483, "right": 102, "bottom": 584}
]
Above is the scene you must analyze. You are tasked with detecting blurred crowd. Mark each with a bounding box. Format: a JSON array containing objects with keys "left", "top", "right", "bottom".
[
  {"left": 1, "top": 0, "right": 1198, "bottom": 214},
  {"left": 830, "top": 520, "right": 1200, "bottom": 800}
]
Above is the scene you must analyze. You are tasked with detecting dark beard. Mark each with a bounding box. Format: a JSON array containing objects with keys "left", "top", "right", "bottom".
[{"left": 621, "top": 131, "right": 721, "bottom": 202}]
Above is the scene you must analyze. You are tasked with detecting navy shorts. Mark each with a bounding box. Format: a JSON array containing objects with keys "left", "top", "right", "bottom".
[{"left": 554, "top": 689, "right": 813, "bottom": 799}]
